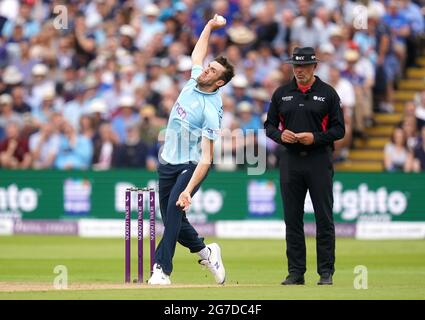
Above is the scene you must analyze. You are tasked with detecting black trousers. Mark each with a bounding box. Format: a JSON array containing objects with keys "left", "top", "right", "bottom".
[
  {"left": 279, "top": 147, "right": 335, "bottom": 276},
  {"left": 155, "top": 162, "right": 207, "bottom": 275}
]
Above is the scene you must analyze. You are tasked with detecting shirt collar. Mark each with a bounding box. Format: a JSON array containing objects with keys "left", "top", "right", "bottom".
[
  {"left": 194, "top": 85, "right": 219, "bottom": 95},
  {"left": 289, "top": 76, "right": 321, "bottom": 93}
]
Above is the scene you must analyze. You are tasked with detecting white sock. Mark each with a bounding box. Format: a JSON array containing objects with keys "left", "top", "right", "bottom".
[{"left": 197, "top": 246, "right": 210, "bottom": 260}]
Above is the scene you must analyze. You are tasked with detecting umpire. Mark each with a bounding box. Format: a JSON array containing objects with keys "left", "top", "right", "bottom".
[{"left": 264, "top": 47, "right": 345, "bottom": 285}]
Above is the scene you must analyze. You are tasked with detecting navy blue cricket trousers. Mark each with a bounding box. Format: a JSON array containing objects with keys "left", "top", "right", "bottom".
[{"left": 154, "top": 162, "right": 207, "bottom": 275}]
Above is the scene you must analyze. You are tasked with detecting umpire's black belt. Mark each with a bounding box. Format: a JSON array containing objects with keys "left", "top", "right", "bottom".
[{"left": 284, "top": 146, "right": 332, "bottom": 157}]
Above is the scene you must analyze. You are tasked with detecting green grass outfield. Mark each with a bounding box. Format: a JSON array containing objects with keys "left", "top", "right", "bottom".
[{"left": 0, "top": 236, "right": 424, "bottom": 300}]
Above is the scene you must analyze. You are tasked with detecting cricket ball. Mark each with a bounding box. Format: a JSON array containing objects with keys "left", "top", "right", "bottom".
[{"left": 216, "top": 15, "right": 226, "bottom": 24}]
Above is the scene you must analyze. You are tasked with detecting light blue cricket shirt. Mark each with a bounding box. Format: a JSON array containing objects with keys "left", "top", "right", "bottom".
[{"left": 161, "top": 65, "right": 223, "bottom": 164}]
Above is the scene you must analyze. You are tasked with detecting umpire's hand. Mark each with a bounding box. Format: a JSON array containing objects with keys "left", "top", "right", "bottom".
[
  {"left": 295, "top": 132, "right": 314, "bottom": 145},
  {"left": 281, "top": 129, "right": 298, "bottom": 143}
]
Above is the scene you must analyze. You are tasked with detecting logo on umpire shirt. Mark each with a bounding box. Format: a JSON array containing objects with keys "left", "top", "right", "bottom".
[
  {"left": 282, "top": 96, "right": 293, "bottom": 101},
  {"left": 313, "top": 96, "right": 325, "bottom": 102}
]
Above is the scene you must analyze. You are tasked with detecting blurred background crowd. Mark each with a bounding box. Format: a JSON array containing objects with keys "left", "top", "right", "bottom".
[{"left": 0, "top": 0, "right": 424, "bottom": 172}]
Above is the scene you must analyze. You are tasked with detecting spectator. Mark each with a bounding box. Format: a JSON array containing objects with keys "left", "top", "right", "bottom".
[
  {"left": 0, "top": 0, "right": 420, "bottom": 171},
  {"left": 11, "top": 85, "right": 31, "bottom": 114},
  {"left": 0, "top": 121, "right": 31, "bottom": 169},
  {"left": 79, "top": 114, "right": 96, "bottom": 141},
  {"left": 253, "top": 2, "right": 279, "bottom": 47},
  {"left": 135, "top": 3, "right": 165, "bottom": 49},
  {"left": 341, "top": 48, "right": 372, "bottom": 138},
  {"left": 332, "top": 0, "right": 358, "bottom": 25},
  {"left": 228, "top": 74, "right": 251, "bottom": 104},
  {"left": 328, "top": 64, "right": 355, "bottom": 118},
  {"left": 176, "top": 55, "right": 193, "bottom": 89},
  {"left": 400, "top": 115, "right": 419, "bottom": 151},
  {"left": 72, "top": 12, "right": 97, "bottom": 69},
  {"left": 316, "top": 43, "right": 335, "bottom": 83},
  {"left": 139, "top": 104, "right": 164, "bottom": 170},
  {"left": 28, "top": 63, "right": 54, "bottom": 110},
  {"left": 328, "top": 64, "right": 354, "bottom": 161},
  {"left": 86, "top": 99, "right": 108, "bottom": 134},
  {"left": 213, "top": 129, "right": 238, "bottom": 172},
  {"left": 118, "top": 25, "right": 138, "bottom": 54},
  {"left": 250, "top": 87, "right": 269, "bottom": 115},
  {"left": 2, "top": 65, "right": 24, "bottom": 90},
  {"left": 224, "top": 45, "right": 244, "bottom": 75},
  {"left": 221, "top": 95, "right": 237, "bottom": 131},
  {"left": 29, "top": 120, "right": 60, "bottom": 169},
  {"left": 111, "top": 95, "right": 139, "bottom": 143},
  {"left": 237, "top": 100, "right": 262, "bottom": 170},
  {"left": 273, "top": 9, "right": 295, "bottom": 58},
  {"left": 12, "top": 40, "right": 38, "bottom": 83},
  {"left": 404, "top": 100, "right": 416, "bottom": 118},
  {"left": 0, "top": 93, "right": 23, "bottom": 132},
  {"left": 173, "top": 1, "right": 192, "bottom": 30},
  {"left": 162, "top": 15, "right": 180, "bottom": 47},
  {"left": 382, "top": 0, "right": 410, "bottom": 72},
  {"left": 241, "top": 58, "right": 259, "bottom": 87},
  {"left": 226, "top": 21, "right": 257, "bottom": 55},
  {"left": 412, "top": 126, "right": 425, "bottom": 172},
  {"left": 384, "top": 127, "right": 411, "bottom": 172},
  {"left": 31, "top": 87, "right": 56, "bottom": 128},
  {"left": 213, "top": 98, "right": 241, "bottom": 172},
  {"left": 62, "top": 84, "right": 88, "bottom": 130},
  {"left": 328, "top": 26, "right": 348, "bottom": 67},
  {"left": 356, "top": 7, "right": 394, "bottom": 113},
  {"left": 56, "top": 37, "right": 74, "bottom": 71},
  {"left": 139, "top": 104, "right": 165, "bottom": 149},
  {"left": 413, "top": 89, "right": 425, "bottom": 130},
  {"left": 210, "top": 0, "right": 234, "bottom": 45},
  {"left": 399, "top": 0, "right": 424, "bottom": 68},
  {"left": 1, "top": 2, "right": 40, "bottom": 39},
  {"left": 236, "top": 101, "right": 262, "bottom": 135},
  {"left": 145, "top": 58, "right": 173, "bottom": 95},
  {"left": 85, "top": 0, "right": 116, "bottom": 30},
  {"left": 0, "top": 35, "right": 9, "bottom": 69},
  {"left": 262, "top": 69, "right": 285, "bottom": 97},
  {"left": 112, "top": 122, "right": 148, "bottom": 168},
  {"left": 119, "top": 64, "right": 144, "bottom": 98},
  {"left": 55, "top": 120, "right": 93, "bottom": 170},
  {"left": 291, "top": 7, "right": 325, "bottom": 49},
  {"left": 315, "top": 6, "right": 337, "bottom": 44},
  {"left": 253, "top": 43, "right": 280, "bottom": 84},
  {"left": 92, "top": 121, "right": 119, "bottom": 171},
  {"left": 157, "top": 86, "right": 178, "bottom": 119}
]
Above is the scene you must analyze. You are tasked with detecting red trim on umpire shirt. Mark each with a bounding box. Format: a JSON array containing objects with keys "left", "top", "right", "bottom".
[
  {"left": 278, "top": 114, "right": 285, "bottom": 131},
  {"left": 297, "top": 83, "right": 311, "bottom": 93},
  {"left": 321, "top": 114, "right": 329, "bottom": 132}
]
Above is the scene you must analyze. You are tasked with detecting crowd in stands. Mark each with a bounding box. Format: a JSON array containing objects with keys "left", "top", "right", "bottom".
[
  {"left": 384, "top": 90, "right": 425, "bottom": 172},
  {"left": 0, "top": 0, "right": 424, "bottom": 171}
]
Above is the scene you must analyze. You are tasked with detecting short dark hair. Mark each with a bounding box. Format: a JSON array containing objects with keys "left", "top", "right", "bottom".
[{"left": 214, "top": 56, "right": 235, "bottom": 86}]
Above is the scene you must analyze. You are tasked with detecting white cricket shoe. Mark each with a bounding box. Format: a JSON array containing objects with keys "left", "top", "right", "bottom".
[
  {"left": 199, "top": 243, "right": 226, "bottom": 284},
  {"left": 148, "top": 264, "right": 171, "bottom": 285}
]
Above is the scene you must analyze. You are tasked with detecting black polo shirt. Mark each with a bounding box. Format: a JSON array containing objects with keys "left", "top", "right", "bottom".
[{"left": 264, "top": 76, "right": 345, "bottom": 153}]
